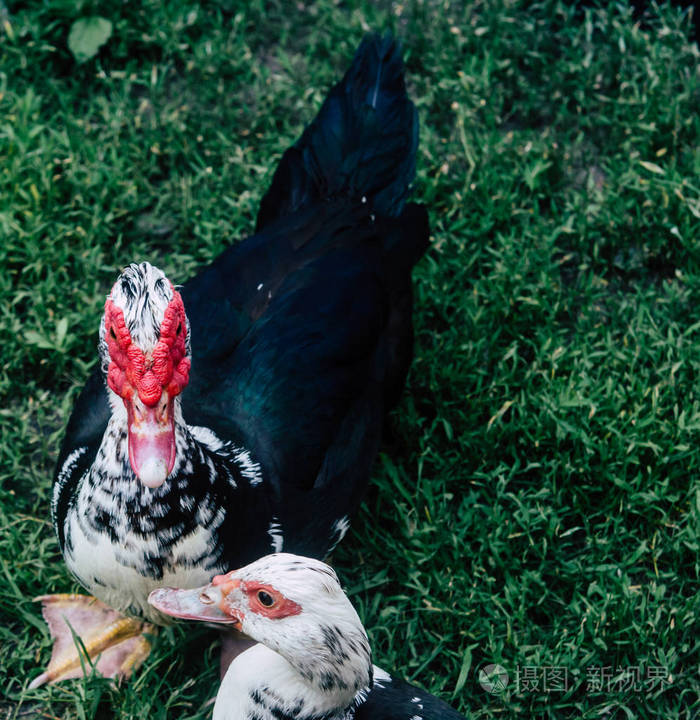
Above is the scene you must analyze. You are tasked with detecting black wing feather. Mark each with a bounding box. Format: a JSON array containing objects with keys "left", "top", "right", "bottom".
[
  {"left": 256, "top": 33, "right": 418, "bottom": 231},
  {"left": 357, "top": 674, "right": 468, "bottom": 719}
]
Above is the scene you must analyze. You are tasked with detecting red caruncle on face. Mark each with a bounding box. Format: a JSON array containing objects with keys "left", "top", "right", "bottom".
[{"left": 104, "top": 288, "right": 191, "bottom": 406}]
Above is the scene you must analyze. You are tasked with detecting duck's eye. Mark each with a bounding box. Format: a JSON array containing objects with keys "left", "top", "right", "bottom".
[
  {"left": 109, "top": 327, "right": 117, "bottom": 340},
  {"left": 257, "top": 590, "right": 274, "bottom": 607},
  {"left": 176, "top": 322, "right": 182, "bottom": 336}
]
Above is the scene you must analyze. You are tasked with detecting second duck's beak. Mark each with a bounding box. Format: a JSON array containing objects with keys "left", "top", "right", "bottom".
[{"left": 148, "top": 583, "right": 241, "bottom": 628}]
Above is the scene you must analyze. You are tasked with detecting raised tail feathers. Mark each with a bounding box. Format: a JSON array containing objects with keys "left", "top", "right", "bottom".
[{"left": 256, "top": 33, "right": 418, "bottom": 232}]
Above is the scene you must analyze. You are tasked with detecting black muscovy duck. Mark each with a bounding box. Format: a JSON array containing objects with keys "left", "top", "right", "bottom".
[
  {"left": 32, "top": 33, "right": 429, "bottom": 687},
  {"left": 149, "top": 553, "right": 467, "bottom": 720}
]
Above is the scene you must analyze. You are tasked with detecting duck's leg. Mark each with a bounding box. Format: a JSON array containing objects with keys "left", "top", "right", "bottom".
[
  {"left": 219, "top": 628, "right": 256, "bottom": 679},
  {"left": 29, "top": 594, "right": 153, "bottom": 688}
]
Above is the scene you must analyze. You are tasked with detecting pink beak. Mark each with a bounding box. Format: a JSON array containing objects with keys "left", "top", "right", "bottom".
[
  {"left": 148, "top": 581, "right": 242, "bottom": 628},
  {"left": 125, "top": 390, "right": 176, "bottom": 488}
]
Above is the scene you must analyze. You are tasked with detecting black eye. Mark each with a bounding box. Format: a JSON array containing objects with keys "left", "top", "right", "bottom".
[
  {"left": 176, "top": 322, "right": 182, "bottom": 336},
  {"left": 109, "top": 327, "right": 117, "bottom": 340},
  {"left": 257, "top": 590, "right": 274, "bottom": 607}
]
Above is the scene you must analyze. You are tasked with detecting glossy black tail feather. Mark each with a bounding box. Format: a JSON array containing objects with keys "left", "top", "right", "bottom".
[{"left": 256, "top": 33, "right": 418, "bottom": 231}]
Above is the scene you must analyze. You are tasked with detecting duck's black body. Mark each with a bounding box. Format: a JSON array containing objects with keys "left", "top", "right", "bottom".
[
  {"left": 355, "top": 671, "right": 467, "bottom": 720},
  {"left": 52, "top": 34, "right": 428, "bottom": 620}
]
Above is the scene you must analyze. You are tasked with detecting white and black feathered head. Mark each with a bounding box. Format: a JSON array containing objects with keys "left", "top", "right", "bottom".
[{"left": 149, "top": 553, "right": 374, "bottom": 707}]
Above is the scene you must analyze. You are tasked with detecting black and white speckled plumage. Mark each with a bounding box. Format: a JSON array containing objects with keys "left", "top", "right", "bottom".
[
  {"left": 226, "top": 651, "right": 466, "bottom": 720},
  {"left": 52, "top": 33, "right": 429, "bottom": 626},
  {"left": 231, "top": 671, "right": 466, "bottom": 720},
  {"left": 56, "top": 412, "right": 274, "bottom": 622}
]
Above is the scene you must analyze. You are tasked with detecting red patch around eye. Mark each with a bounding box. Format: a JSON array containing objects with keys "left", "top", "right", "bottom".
[
  {"left": 104, "top": 285, "right": 191, "bottom": 406},
  {"left": 243, "top": 582, "right": 302, "bottom": 619}
]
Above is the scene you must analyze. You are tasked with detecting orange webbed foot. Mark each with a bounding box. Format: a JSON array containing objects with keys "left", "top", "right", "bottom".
[{"left": 30, "top": 594, "right": 153, "bottom": 688}]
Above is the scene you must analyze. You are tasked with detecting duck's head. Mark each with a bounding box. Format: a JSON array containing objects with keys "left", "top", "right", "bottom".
[
  {"left": 99, "top": 262, "right": 191, "bottom": 489},
  {"left": 148, "top": 553, "right": 373, "bottom": 700}
]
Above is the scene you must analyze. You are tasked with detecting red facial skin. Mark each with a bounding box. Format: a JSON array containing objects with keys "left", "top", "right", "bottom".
[
  {"left": 104, "top": 286, "right": 191, "bottom": 487},
  {"left": 212, "top": 573, "right": 303, "bottom": 624}
]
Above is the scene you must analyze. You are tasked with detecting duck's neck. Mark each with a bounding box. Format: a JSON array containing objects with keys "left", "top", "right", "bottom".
[{"left": 217, "top": 643, "right": 372, "bottom": 720}]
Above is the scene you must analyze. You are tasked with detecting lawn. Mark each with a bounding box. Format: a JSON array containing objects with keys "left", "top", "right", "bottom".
[{"left": 0, "top": 1, "right": 698, "bottom": 718}]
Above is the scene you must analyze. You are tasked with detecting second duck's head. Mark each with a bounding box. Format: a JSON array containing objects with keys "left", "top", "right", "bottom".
[
  {"left": 148, "top": 553, "right": 374, "bottom": 703},
  {"left": 99, "top": 262, "right": 191, "bottom": 489}
]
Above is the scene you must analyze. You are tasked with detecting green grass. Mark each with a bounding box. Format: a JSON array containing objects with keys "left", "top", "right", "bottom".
[{"left": 1, "top": 1, "right": 698, "bottom": 718}]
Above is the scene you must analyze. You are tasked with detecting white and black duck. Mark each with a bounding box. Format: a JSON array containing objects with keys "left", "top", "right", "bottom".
[
  {"left": 149, "top": 553, "right": 467, "bottom": 720},
  {"left": 33, "top": 33, "right": 429, "bottom": 687}
]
